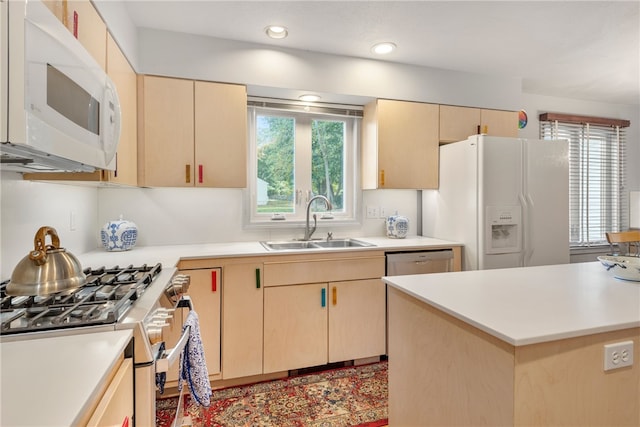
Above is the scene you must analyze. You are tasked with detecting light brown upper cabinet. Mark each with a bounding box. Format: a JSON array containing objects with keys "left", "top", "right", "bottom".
[
  {"left": 138, "top": 75, "right": 247, "bottom": 188},
  {"left": 44, "top": 0, "right": 107, "bottom": 69},
  {"left": 439, "top": 105, "right": 519, "bottom": 143},
  {"left": 103, "top": 34, "right": 137, "bottom": 186},
  {"left": 194, "top": 81, "right": 247, "bottom": 188},
  {"left": 362, "top": 99, "right": 439, "bottom": 189}
]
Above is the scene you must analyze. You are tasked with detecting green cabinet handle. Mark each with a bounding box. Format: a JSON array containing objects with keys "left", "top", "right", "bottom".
[
  {"left": 321, "top": 288, "right": 326, "bottom": 307},
  {"left": 255, "top": 268, "right": 261, "bottom": 288}
]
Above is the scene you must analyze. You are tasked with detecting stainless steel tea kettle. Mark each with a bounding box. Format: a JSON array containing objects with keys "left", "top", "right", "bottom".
[{"left": 7, "top": 226, "right": 86, "bottom": 296}]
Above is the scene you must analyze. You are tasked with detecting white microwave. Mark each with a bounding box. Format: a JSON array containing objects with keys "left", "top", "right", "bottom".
[{"left": 0, "top": 0, "right": 121, "bottom": 172}]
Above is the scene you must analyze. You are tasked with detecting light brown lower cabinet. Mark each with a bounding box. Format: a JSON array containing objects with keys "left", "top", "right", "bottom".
[
  {"left": 264, "top": 283, "right": 328, "bottom": 373},
  {"left": 86, "top": 357, "right": 133, "bottom": 427},
  {"left": 220, "top": 261, "right": 264, "bottom": 380},
  {"left": 170, "top": 266, "right": 221, "bottom": 383},
  {"left": 180, "top": 251, "right": 387, "bottom": 382},
  {"left": 263, "top": 253, "right": 386, "bottom": 374}
]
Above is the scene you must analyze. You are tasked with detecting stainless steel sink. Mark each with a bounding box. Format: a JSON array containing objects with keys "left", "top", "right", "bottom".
[
  {"left": 312, "top": 238, "right": 375, "bottom": 248},
  {"left": 260, "top": 241, "right": 319, "bottom": 250},
  {"left": 260, "top": 238, "right": 375, "bottom": 251}
]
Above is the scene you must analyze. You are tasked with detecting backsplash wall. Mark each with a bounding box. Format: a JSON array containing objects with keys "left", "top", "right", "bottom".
[
  {"left": 97, "top": 187, "right": 417, "bottom": 246},
  {"left": 0, "top": 170, "right": 416, "bottom": 278},
  {"left": 0, "top": 172, "right": 99, "bottom": 279}
]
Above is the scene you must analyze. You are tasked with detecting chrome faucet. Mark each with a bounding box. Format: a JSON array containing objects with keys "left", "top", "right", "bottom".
[{"left": 303, "top": 195, "right": 332, "bottom": 241}]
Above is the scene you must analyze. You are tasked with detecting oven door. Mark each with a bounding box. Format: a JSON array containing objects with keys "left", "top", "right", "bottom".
[{"left": 154, "top": 297, "right": 193, "bottom": 427}]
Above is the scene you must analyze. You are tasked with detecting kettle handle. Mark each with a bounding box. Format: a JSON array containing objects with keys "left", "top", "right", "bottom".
[{"left": 29, "top": 226, "right": 61, "bottom": 265}]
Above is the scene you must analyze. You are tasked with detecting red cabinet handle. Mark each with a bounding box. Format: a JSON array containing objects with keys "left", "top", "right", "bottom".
[
  {"left": 198, "top": 165, "right": 203, "bottom": 184},
  {"left": 211, "top": 270, "right": 217, "bottom": 292}
]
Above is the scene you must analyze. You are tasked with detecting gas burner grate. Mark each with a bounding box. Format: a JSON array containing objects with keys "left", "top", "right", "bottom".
[{"left": 0, "top": 263, "right": 162, "bottom": 335}]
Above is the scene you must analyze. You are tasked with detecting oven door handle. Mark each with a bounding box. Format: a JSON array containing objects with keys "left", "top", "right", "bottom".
[
  {"left": 156, "top": 325, "right": 190, "bottom": 374},
  {"left": 155, "top": 296, "right": 193, "bottom": 374}
]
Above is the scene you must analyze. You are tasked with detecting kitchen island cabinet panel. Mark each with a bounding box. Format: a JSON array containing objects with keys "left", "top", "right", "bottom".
[
  {"left": 263, "top": 283, "right": 328, "bottom": 373},
  {"left": 386, "top": 262, "right": 640, "bottom": 426},
  {"left": 362, "top": 99, "right": 439, "bottom": 189},
  {"left": 388, "top": 287, "right": 514, "bottom": 426}
]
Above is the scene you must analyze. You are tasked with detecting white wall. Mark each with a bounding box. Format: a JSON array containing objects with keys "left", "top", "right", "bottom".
[
  {"left": 2, "top": 22, "right": 637, "bottom": 278},
  {"left": 96, "top": 187, "right": 417, "bottom": 246},
  {"left": 0, "top": 172, "right": 98, "bottom": 278}
]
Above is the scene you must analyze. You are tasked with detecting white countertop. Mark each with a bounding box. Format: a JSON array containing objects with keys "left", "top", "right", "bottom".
[
  {"left": 76, "top": 235, "right": 462, "bottom": 269},
  {"left": 1, "top": 330, "right": 132, "bottom": 426},
  {"left": 0, "top": 235, "right": 460, "bottom": 427},
  {"left": 384, "top": 262, "right": 640, "bottom": 346}
]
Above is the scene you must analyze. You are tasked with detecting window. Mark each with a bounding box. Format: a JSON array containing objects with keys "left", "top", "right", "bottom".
[
  {"left": 247, "top": 102, "right": 361, "bottom": 225},
  {"left": 540, "top": 113, "right": 629, "bottom": 248}
]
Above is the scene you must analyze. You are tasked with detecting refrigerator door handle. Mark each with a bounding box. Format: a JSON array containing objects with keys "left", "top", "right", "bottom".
[
  {"left": 524, "top": 194, "right": 535, "bottom": 264},
  {"left": 518, "top": 193, "right": 528, "bottom": 267}
]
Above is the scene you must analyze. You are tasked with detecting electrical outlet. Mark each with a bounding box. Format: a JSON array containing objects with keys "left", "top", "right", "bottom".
[
  {"left": 366, "top": 206, "right": 379, "bottom": 219},
  {"left": 379, "top": 207, "right": 386, "bottom": 218},
  {"left": 604, "top": 341, "right": 634, "bottom": 371},
  {"left": 69, "top": 211, "right": 77, "bottom": 231}
]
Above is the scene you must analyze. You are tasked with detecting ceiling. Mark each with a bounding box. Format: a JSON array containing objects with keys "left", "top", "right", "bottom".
[{"left": 122, "top": 1, "right": 639, "bottom": 106}]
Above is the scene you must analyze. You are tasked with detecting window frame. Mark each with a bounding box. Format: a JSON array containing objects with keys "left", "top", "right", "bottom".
[
  {"left": 245, "top": 102, "right": 362, "bottom": 228},
  {"left": 539, "top": 113, "right": 629, "bottom": 248}
]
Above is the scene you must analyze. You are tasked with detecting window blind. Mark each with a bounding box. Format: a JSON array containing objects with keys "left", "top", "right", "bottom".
[{"left": 540, "top": 119, "right": 628, "bottom": 247}]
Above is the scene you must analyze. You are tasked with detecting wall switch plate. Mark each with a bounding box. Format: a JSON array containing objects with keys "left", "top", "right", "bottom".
[
  {"left": 366, "top": 206, "right": 379, "bottom": 219},
  {"left": 379, "top": 207, "right": 386, "bottom": 218},
  {"left": 604, "top": 341, "right": 634, "bottom": 371}
]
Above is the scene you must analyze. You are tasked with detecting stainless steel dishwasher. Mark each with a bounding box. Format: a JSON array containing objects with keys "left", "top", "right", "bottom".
[{"left": 386, "top": 250, "right": 454, "bottom": 275}]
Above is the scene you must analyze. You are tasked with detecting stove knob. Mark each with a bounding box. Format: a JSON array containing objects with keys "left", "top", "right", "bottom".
[{"left": 151, "top": 320, "right": 170, "bottom": 328}]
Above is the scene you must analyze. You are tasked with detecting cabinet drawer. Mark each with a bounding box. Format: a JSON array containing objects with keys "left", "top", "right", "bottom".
[{"left": 263, "top": 256, "right": 385, "bottom": 286}]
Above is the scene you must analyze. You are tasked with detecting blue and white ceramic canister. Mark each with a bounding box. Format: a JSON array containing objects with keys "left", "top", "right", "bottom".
[
  {"left": 386, "top": 213, "right": 409, "bottom": 239},
  {"left": 101, "top": 215, "right": 138, "bottom": 251}
]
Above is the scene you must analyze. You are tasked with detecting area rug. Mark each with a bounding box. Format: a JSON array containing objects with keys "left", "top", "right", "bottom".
[{"left": 156, "top": 361, "right": 388, "bottom": 427}]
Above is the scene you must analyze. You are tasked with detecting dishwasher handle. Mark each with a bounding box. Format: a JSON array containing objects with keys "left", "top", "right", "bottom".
[{"left": 386, "top": 250, "right": 454, "bottom": 275}]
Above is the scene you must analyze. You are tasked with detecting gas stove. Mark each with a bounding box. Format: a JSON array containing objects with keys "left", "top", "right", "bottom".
[{"left": 0, "top": 263, "right": 162, "bottom": 335}]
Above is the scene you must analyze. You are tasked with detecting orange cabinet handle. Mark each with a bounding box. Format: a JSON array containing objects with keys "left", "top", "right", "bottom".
[
  {"left": 380, "top": 169, "right": 385, "bottom": 187},
  {"left": 185, "top": 165, "right": 191, "bottom": 183},
  {"left": 211, "top": 270, "right": 217, "bottom": 292},
  {"left": 332, "top": 286, "right": 337, "bottom": 305}
]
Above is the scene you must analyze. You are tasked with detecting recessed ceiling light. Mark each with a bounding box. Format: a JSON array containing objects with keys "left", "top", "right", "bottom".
[
  {"left": 371, "top": 42, "right": 396, "bottom": 55},
  {"left": 265, "top": 25, "right": 288, "bottom": 39},
  {"left": 299, "top": 94, "right": 321, "bottom": 102}
]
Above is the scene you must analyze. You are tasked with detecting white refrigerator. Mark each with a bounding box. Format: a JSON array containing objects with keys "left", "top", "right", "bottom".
[{"left": 423, "top": 135, "right": 569, "bottom": 270}]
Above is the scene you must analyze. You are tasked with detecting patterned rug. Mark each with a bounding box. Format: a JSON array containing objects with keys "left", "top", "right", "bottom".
[{"left": 156, "top": 361, "right": 388, "bottom": 427}]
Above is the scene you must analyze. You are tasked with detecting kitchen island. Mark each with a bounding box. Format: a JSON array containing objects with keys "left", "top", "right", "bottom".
[{"left": 384, "top": 262, "right": 640, "bottom": 426}]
